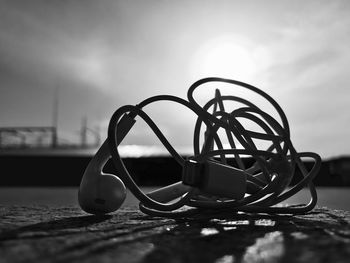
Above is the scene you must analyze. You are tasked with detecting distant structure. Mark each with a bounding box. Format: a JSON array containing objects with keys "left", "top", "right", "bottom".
[
  {"left": 0, "top": 84, "right": 100, "bottom": 151},
  {"left": 0, "top": 126, "right": 56, "bottom": 148},
  {"left": 80, "top": 116, "right": 101, "bottom": 148},
  {"left": 0, "top": 120, "right": 100, "bottom": 150}
]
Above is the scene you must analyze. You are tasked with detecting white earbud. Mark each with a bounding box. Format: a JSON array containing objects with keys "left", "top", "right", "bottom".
[{"left": 78, "top": 140, "right": 126, "bottom": 214}]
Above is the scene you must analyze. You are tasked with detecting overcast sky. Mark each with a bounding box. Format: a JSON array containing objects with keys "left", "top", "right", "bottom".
[{"left": 0, "top": 0, "right": 349, "bottom": 158}]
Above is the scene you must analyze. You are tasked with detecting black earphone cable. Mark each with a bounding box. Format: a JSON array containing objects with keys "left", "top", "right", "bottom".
[{"left": 106, "top": 77, "right": 321, "bottom": 217}]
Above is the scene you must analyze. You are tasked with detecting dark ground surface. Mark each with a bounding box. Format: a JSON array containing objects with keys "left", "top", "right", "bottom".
[{"left": 0, "top": 205, "right": 349, "bottom": 263}]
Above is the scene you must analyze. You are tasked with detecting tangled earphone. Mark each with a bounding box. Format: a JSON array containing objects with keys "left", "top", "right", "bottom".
[{"left": 78, "top": 77, "right": 321, "bottom": 218}]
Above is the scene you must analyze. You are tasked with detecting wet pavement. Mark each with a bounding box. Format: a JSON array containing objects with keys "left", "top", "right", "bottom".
[{"left": 0, "top": 205, "right": 349, "bottom": 262}]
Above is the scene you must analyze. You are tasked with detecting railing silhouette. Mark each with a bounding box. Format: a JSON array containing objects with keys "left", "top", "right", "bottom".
[{"left": 0, "top": 126, "right": 100, "bottom": 149}]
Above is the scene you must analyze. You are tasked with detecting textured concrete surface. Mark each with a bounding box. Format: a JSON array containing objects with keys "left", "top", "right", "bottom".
[{"left": 0, "top": 205, "right": 349, "bottom": 263}]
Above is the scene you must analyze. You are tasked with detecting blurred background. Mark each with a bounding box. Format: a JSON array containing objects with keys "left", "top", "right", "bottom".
[{"left": 0, "top": 0, "right": 349, "bottom": 209}]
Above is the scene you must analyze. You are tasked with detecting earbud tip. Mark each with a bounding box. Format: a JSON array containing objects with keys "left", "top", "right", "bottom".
[{"left": 78, "top": 173, "right": 127, "bottom": 215}]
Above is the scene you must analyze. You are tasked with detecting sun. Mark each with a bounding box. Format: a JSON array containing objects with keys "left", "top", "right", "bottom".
[{"left": 190, "top": 36, "right": 258, "bottom": 81}]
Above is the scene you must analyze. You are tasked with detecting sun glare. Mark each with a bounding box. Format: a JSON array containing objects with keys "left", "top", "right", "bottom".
[{"left": 190, "top": 36, "right": 262, "bottom": 82}]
